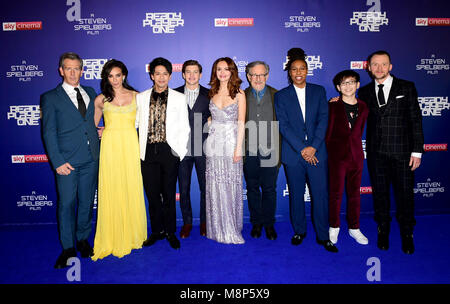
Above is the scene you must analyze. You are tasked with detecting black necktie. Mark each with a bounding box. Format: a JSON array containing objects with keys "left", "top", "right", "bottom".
[
  {"left": 74, "top": 87, "right": 86, "bottom": 117},
  {"left": 377, "top": 84, "right": 386, "bottom": 107}
]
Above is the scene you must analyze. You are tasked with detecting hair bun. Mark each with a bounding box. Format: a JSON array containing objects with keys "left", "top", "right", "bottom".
[{"left": 287, "top": 48, "right": 306, "bottom": 61}]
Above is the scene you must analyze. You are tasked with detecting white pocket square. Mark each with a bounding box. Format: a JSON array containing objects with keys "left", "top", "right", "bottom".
[{"left": 396, "top": 95, "right": 405, "bottom": 99}]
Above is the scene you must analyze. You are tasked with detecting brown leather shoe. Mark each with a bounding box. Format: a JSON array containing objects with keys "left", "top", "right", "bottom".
[
  {"left": 200, "top": 222, "right": 206, "bottom": 236},
  {"left": 180, "top": 224, "right": 192, "bottom": 239}
]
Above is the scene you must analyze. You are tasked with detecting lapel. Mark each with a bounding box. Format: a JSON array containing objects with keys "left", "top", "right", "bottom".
[
  {"left": 288, "top": 84, "right": 305, "bottom": 125},
  {"left": 56, "top": 84, "right": 83, "bottom": 117},
  {"left": 81, "top": 85, "right": 94, "bottom": 113},
  {"left": 337, "top": 98, "right": 352, "bottom": 135},
  {"left": 383, "top": 76, "right": 400, "bottom": 114}
]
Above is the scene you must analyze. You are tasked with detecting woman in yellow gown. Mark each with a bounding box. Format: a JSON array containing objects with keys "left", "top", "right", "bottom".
[{"left": 92, "top": 59, "right": 147, "bottom": 260}]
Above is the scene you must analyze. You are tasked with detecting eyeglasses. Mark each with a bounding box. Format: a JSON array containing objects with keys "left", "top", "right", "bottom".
[
  {"left": 248, "top": 73, "right": 268, "bottom": 78},
  {"left": 340, "top": 80, "right": 357, "bottom": 86}
]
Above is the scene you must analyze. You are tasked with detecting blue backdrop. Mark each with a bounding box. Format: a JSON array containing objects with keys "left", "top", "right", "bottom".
[{"left": 1, "top": 0, "right": 449, "bottom": 226}]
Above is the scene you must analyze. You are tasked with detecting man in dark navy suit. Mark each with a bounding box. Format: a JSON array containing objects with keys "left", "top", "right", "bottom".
[
  {"left": 358, "top": 50, "right": 424, "bottom": 254},
  {"left": 41, "top": 52, "right": 100, "bottom": 268},
  {"left": 175, "top": 60, "right": 211, "bottom": 238}
]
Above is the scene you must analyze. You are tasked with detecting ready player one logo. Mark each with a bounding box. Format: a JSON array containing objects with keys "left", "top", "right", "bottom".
[
  {"left": 7, "top": 105, "right": 40, "bottom": 126},
  {"left": 350, "top": 0, "right": 388, "bottom": 32},
  {"left": 418, "top": 97, "right": 449, "bottom": 116},
  {"left": 283, "top": 55, "right": 323, "bottom": 76},
  {"left": 83, "top": 59, "right": 108, "bottom": 80},
  {"left": 143, "top": 12, "right": 184, "bottom": 34}
]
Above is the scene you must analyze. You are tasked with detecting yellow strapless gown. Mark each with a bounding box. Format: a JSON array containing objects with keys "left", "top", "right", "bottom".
[{"left": 92, "top": 95, "right": 147, "bottom": 261}]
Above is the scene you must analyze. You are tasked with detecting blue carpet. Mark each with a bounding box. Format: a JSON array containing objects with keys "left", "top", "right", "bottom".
[{"left": 1, "top": 214, "right": 449, "bottom": 284}]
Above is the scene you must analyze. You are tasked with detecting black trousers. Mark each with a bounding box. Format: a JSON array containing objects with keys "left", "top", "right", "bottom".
[
  {"left": 178, "top": 155, "right": 206, "bottom": 225},
  {"left": 243, "top": 154, "right": 279, "bottom": 227},
  {"left": 141, "top": 143, "right": 180, "bottom": 235},
  {"left": 367, "top": 151, "right": 416, "bottom": 235}
]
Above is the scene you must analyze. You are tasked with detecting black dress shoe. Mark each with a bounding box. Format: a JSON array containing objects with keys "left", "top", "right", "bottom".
[
  {"left": 291, "top": 233, "right": 306, "bottom": 245},
  {"left": 143, "top": 232, "right": 165, "bottom": 247},
  {"left": 76, "top": 240, "right": 94, "bottom": 258},
  {"left": 401, "top": 234, "right": 415, "bottom": 254},
  {"left": 317, "top": 239, "right": 338, "bottom": 253},
  {"left": 265, "top": 225, "right": 277, "bottom": 240},
  {"left": 250, "top": 224, "right": 262, "bottom": 238},
  {"left": 166, "top": 233, "right": 180, "bottom": 250},
  {"left": 54, "top": 248, "right": 77, "bottom": 269},
  {"left": 377, "top": 230, "right": 389, "bottom": 251}
]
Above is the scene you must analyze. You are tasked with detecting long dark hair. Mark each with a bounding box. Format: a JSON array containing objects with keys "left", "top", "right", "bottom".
[
  {"left": 100, "top": 59, "right": 136, "bottom": 102},
  {"left": 208, "top": 57, "right": 242, "bottom": 100},
  {"left": 284, "top": 48, "right": 307, "bottom": 85}
]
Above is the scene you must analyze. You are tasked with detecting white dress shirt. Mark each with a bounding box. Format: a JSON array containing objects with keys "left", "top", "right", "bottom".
[
  {"left": 375, "top": 75, "right": 393, "bottom": 107},
  {"left": 62, "top": 82, "right": 90, "bottom": 110},
  {"left": 293, "top": 85, "right": 307, "bottom": 140}
]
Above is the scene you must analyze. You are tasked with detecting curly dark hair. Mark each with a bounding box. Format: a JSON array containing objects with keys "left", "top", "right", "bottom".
[
  {"left": 208, "top": 57, "right": 242, "bottom": 100},
  {"left": 100, "top": 59, "right": 137, "bottom": 102}
]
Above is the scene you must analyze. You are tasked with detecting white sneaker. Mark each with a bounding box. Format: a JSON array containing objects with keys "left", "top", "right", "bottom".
[
  {"left": 329, "top": 227, "right": 340, "bottom": 244},
  {"left": 349, "top": 229, "right": 369, "bottom": 245}
]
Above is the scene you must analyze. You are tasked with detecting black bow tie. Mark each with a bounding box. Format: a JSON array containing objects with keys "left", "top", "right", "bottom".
[{"left": 152, "top": 91, "right": 166, "bottom": 101}]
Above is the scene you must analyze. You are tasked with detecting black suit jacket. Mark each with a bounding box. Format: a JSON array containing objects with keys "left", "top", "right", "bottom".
[
  {"left": 358, "top": 75, "right": 424, "bottom": 156},
  {"left": 175, "top": 85, "right": 211, "bottom": 157}
]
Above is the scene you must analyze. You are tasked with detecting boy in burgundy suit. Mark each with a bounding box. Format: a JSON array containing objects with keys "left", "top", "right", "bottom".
[{"left": 325, "top": 70, "right": 369, "bottom": 245}]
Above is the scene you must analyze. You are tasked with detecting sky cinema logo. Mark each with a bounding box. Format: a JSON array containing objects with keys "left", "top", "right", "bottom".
[
  {"left": 11, "top": 155, "right": 48, "bottom": 163},
  {"left": 214, "top": 18, "right": 254, "bottom": 27},
  {"left": 2, "top": 21, "right": 42, "bottom": 31},
  {"left": 350, "top": 61, "right": 368, "bottom": 70},
  {"left": 416, "top": 18, "right": 450, "bottom": 26}
]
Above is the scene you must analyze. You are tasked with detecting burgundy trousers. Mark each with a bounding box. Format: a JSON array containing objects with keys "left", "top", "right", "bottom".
[{"left": 328, "top": 158, "right": 363, "bottom": 229}]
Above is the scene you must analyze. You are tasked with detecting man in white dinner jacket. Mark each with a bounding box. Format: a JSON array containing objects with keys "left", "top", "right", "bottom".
[{"left": 136, "top": 57, "right": 190, "bottom": 250}]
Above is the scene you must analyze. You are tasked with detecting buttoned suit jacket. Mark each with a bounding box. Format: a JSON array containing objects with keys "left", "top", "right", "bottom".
[
  {"left": 41, "top": 83, "right": 100, "bottom": 170},
  {"left": 274, "top": 83, "right": 328, "bottom": 166},
  {"left": 358, "top": 76, "right": 424, "bottom": 156},
  {"left": 325, "top": 98, "right": 368, "bottom": 166}
]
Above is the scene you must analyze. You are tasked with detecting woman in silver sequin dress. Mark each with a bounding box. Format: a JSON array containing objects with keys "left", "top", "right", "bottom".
[{"left": 204, "top": 57, "right": 246, "bottom": 244}]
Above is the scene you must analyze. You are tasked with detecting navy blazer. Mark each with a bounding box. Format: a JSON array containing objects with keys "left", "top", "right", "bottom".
[
  {"left": 174, "top": 85, "right": 211, "bottom": 157},
  {"left": 41, "top": 83, "right": 100, "bottom": 170},
  {"left": 274, "top": 83, "right": 328, "bottom": 166}
]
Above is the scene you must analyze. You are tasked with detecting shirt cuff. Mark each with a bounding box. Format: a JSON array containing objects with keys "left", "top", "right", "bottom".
[{"left": 411, "top": 152, "right": 422, "bottom": 159}]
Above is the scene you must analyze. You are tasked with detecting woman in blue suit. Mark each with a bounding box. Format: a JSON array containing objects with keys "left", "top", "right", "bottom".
[{"left": 274, "top": 48, "right": 337, "bottom": 253}]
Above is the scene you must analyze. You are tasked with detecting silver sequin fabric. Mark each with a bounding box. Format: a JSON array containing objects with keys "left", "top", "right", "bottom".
[{"left": 205, "top": 102, "right": 245, "bottom": 244}]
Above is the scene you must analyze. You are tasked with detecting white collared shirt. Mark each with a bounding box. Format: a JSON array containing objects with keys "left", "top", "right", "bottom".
[
  {"left": 62, "top": 82, "right": 90, "bottom": 110},
  {"left": 293, "top": 85, "right": 307, "bottom": 140},
  {"left": 293, "top": 85, "right": 306, "bottom": 122},
  {"left": 184, "top": 86, "right": 199, "bottom": 109},
  {"left": 374, "top": 75, "right": 393, "bottom": 107}
]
